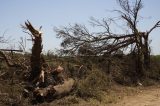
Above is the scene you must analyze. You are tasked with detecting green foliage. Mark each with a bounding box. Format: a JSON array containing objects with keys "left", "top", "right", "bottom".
[
  {"left": 146, "top": 55, "right": 160, "bottom": 80},
  {"left": 75, "top": 69, "right": 109, "bottom": 100},
  {"left": 151, "top": 55, "right": 160, "bottom": 60}
]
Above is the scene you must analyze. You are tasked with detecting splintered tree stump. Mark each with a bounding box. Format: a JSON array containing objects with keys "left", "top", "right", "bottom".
[
  {"left": 30, "top": 34, "right": 42, "bottom": 82},
  {"left": 22, "top": 21, "right": 43, "bottom": 82}
]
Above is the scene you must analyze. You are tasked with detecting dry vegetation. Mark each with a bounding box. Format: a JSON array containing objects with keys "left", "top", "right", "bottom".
[
  {"left": 0, "top": 53, "right": 160, "bottom": 106},
  {"left": 0, "top": 0, "right": 160, "bottom": 106}
]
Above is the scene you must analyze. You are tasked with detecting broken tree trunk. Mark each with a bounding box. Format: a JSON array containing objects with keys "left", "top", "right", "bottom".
[
  {"left": 30, "top": 33, "right": 42, "bottom": 83},
  {"left": 22, "top": 21, "right": 43, "bottom": 82},
  {"left": 143, "top": 34, "right": 150, "bottom": 69}
]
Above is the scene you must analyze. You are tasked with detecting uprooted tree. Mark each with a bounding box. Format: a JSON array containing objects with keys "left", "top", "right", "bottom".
[{"left": 55, "top": 0, "right": 160, "bottom": 81}]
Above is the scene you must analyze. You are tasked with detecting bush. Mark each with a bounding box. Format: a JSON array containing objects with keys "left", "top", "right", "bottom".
[
  {"left": 0, "top": 81, "right": 29, "bottom": 106},
  {"left": 148, "top": 55, "right": 160, "bottom": 80},
  {"left": 75, "top": 69, "right": 109, "bottom": 100}
]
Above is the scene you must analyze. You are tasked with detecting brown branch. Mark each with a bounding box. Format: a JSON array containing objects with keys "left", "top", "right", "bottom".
[
  {"left": 0, "top": 49, "right": 23, "bottom": 52},
  {"left": 147, "top": 21, "right": 160, "bottom": 35},
  {"left": 0, "top": 51, "right": 25, "bottom": 68},
  {"left": 109, "top": 39, "right": 135, "bottom": 53}
]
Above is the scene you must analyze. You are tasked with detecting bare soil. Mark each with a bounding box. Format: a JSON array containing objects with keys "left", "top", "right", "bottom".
[
  {"left": 112, "top": 86, "right": 160, "bottom": 106},
  {"left": 33, "top": 85, "right": 160, "bottom": 106}
]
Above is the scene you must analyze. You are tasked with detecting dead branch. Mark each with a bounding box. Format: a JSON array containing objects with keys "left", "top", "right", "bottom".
[
  {"left": 0, "top": 49, "right": 23, "bottom": 52},
  {"left": 0, "top": 50, "right": 26, "bottom": 68},
  {"left": 147, "top": 21, "right": 160, "bottom": 35}
]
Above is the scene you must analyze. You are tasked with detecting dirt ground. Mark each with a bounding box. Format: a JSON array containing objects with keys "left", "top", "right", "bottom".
[
  {"left": 33, "top": 85, "right": 160, "bottom": 106},
  {"left": 111, "top": 86, "right": 160, "bottom": 106}
]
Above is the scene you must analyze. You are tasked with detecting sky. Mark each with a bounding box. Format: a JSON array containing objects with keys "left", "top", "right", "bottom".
[{"left": 0, "top": 0, "right": 160, "bottom": 54}]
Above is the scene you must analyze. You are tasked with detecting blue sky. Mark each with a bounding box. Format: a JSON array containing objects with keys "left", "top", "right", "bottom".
[{"left": 0, "top": 0, "right": 160, "bottom": 54}]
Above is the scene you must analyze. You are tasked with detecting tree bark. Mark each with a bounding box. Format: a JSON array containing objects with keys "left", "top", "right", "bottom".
[
  {"left": 143, "top": 34, "right": 150, "bottom": 69},
  {"left": 30, "top": 35, "right": 43, "bottom": 82}
]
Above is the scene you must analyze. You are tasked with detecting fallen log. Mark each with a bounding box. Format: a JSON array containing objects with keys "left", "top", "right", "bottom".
[
  {"left": 32, "top": 78, "right": 74, "bottom": 102},
  {"left": 34, "top": 78, "right": 74, "bottom": 96},
  {"left": 53, "top": 78, "right": 75, "bottom": 96}
]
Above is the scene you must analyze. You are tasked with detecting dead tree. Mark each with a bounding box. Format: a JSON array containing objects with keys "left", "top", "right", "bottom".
[{"left": 22, "top": 21, "right": 43, "bottom": 83}]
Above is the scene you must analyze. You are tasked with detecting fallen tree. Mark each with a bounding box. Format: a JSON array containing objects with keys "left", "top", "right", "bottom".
[{"left": 55, "top": 0, "right": 160, "bottom": 81}]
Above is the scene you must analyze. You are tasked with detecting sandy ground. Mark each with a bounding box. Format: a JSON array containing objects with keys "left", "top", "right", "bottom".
[
  {"left": 112, "top": 86, "right": 160, "bottom": 106},
  {"left": 44, "top": 85, "right": 160, "bottom": 106}
]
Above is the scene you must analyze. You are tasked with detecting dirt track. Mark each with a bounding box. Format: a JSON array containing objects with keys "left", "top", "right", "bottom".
[{"left": 113, "top": 86, "right": 160, "bottom": 106}]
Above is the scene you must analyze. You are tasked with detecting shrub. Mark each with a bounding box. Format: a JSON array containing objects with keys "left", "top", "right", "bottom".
[{"left": 75, "top": 69, "right": 109, "bottom": 100}]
